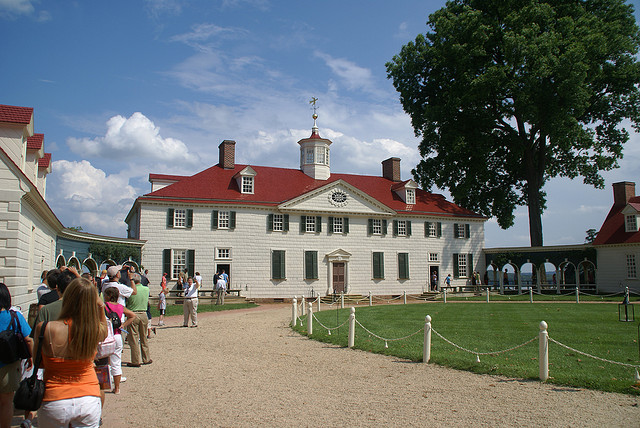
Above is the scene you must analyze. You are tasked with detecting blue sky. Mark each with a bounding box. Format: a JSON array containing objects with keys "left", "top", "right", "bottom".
[{"left": 1, "top": 0, "right": 639, "bottom": 248}]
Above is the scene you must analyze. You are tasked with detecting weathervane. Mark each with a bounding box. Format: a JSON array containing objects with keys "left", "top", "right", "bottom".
[{"left": 309, "top": 97, "right": 319, "bottom": 125}]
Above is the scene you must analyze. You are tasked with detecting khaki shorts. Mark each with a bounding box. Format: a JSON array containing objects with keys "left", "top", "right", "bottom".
[{"left": 0, "top": 360, "right": 22, "bottom": 393}]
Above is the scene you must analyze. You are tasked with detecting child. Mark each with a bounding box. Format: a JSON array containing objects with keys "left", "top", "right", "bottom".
[
  {"left": 103, "top": 287, "right": 135, "bottom": 394},
  {"left": 158, "top": 287, "right": 168, "bottom": 326}
]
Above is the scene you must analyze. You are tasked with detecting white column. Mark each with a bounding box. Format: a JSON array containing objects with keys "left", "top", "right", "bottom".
[
  {"left": 292, "top": 298, "right": 297, "bottom": 326},
  {"left": 369, "top": 291, "right": 372, "bottom": 307},
  {"left": 539, "top": 321, "right": 549, "bottom": 381},
  {"left": 307, "top": 303, "right": 313, "bottom": 335},
  {"left": 348, "top": 307, "right": 355, "bottom": 348},
  {"left": 423, "top": 315, "right": 432, "bottom": 363}
]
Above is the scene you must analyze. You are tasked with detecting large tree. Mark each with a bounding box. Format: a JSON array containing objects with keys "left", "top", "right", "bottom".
[{"left": 386, "top": 0, "right": 640, "bottom": 246}]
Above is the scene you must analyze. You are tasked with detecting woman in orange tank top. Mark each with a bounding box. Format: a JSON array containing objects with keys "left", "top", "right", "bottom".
[{"left": 33, "top": 277, "right": 108, "bottom": 428}]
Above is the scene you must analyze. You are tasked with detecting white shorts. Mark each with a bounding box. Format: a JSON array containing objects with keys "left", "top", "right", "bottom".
[
  {"left": 108, "top": 333, "right": 124, "bottom": 376},
  {"left": 38, "top": 395, "right": 102, "bottom": 428}
]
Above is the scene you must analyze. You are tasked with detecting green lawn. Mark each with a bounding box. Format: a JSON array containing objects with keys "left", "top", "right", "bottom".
[
  {"left": 148, "top": 302, "right": 258, "bottom": 318},
  {"left": 293, "top": 302, "right": 640, "bottom": 395}
]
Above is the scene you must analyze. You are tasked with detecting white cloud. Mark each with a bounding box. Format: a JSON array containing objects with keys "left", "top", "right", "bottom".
[
  {"left": 0, "top": 0, "right": 33, "bottom": 16},
  {"left": 66, "top": 112, "right": 198, "bottom": 166},
  {"left": 48, "top": 160, "right": 139, "bottom": 235},
  {"left": 314, "top": 51, "right": 384, "bottom": 97}
]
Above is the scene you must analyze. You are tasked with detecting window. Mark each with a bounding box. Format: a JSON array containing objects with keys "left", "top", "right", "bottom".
[
  {"left": 272, "top": 250, "right": 286, "bottom": 280},
  {"left": 316, "top": 147, "right": 325, "bottom": 165},
  {"left": 217, "top": 248, "right": 231, "bottom": 259},
  {"left": 305, "top": 251, "right": 318, "bottom": 280},
  {"left": 167, "top": 208, "right": 193, "bottom": 229},
  {"left": 368, "top": 219, "right": 388, "bottom": 235},
  {"left": 425, "top": 222, "right": 442, "bottom": 238},
  {"left": 268, "top": 214, "right": 289, "bottom": 232},
  {"left": 429, "top": 253, "right": 439, "bottom": 262},
  {"left": 406, "top": 189, "right": 415, "bottom": 204},
  {"left": 454, "top": 223, "right": 470, "bottom": 239},
  {"left": 373, "top": 252, "right": 384, "bottom": 279},
  {"left": 627, "top": 254, "right": 637, "bottom": 279},
  {"left": 242, "top": 176, "right": 254, "bottom": 194},
  {"left": 301, "top": 215, "right": 321, "bottom": 233},
  {"left": 398, "top": 253, "right": 409, "bottom": 279},
  {"left": 329, "top": 217, "right": 349, "bottom": 234},
  {"left": 626, "top": 215, "right": 638, "bottom": 232},
  {"left": 212, "top": 211, "right": 236, "bottom": 230},
  {"left": 306, "top": 148, "right": 314, "bottom": 164},
  {"left": 162, "top": 249, "right": 195, "bottom": 280},
  {"left": 453, "top": 253, "right": 473, "bottom": 278},
  {"left": 218, "top": 211, "right": 230, "bottom": 229},
  {"left": 393, "top": 220, "right": 412, "bottom": 237}
]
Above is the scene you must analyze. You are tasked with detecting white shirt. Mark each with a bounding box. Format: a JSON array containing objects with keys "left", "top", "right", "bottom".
[
  {"left": 194, "top": 275, "right": 202, "bottom": 287},
  {"left": 102, "top": 281, "right": 134, "bottom": 306},
  {"left": 184, "top": 282, "right": 199, "bottom": 298},
  {"left": 216, "top": 278, "right": 227, "bottom": 291}
]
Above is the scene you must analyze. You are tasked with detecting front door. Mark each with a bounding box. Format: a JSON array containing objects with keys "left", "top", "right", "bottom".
[
  {"left": 333, "top": 262, "right": 345, "bottom": 294},
  {"left": 430, "top": 266, "right": 439, "bottom": 291},
  {"left": 216, "top": 263, "right": 231, "bottom": 289}
]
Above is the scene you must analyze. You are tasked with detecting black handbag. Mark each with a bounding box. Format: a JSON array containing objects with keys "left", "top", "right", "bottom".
[
  {"left": 13, "top": 321, "right": 48, "bottom": 411},
  {"left": 0, "top": 311, "right": 31, "bottom": 364}
]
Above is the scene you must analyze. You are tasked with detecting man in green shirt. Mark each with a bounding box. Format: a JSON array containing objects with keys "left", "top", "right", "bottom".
[{"left": 125, "top": 273, "right": 152, "bottom": 367}]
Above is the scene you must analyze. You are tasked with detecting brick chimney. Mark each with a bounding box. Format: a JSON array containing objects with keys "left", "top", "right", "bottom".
[
  {"left": 612, "top": 181, "right": 636, "bottom": 206},
  {"left": 218, "top": 140, "right": 236, "bottom": 169},
  {"left": 382, "top": 157, "right": 401, "bottom": 182}
]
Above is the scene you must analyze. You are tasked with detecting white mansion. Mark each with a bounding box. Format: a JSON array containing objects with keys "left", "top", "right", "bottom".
[{"left": 125, "top": 119, "right": 487, "bottom": 298}]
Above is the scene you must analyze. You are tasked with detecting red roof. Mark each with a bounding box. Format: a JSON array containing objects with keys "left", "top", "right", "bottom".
[
  {"left": 139, "top": 164, "right": 483, "bottom": 218},
  {"left": 593, "top": 195, "right": 640, "bottom": 245},
  {"left": 38, "top": 153, "right": 51, "bottom": 169},
  {"left": 149, "top": 173, "right": 188, "bottom": 182},
  {"left": 27, "top": 134, "right": 44, "bottom": 151},
  {"left": 0, "top": 104, "right": 33, "bottom": 125}
]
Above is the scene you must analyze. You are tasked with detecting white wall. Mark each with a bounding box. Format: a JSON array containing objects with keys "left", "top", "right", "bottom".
[{"left": 596, "top": 245, "right": 640, "bottom": 294}]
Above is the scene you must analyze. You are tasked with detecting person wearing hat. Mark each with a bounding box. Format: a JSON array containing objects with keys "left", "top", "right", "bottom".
[{"left": 102, "top": 265, "right": 136, "bottom": 306}]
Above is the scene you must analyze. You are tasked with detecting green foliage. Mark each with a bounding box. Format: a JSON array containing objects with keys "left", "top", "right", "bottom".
[
  {"left": 295, "top": 303, "right": 640, "bottom": 395},
  {"left": 386, "top": 0, "right": 640, "bottom": 246},
  {"left": 585, "top": 228, "right": 598, "bottom": 243},
  {"left": 88, "top": 242, "right": 141, "bottom": 264}
]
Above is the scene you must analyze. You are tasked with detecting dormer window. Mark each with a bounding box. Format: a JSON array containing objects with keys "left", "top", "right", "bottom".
[
  {"left": 406, "top": 189, "right": 415, "bottom": 204},
  {"left": 242, "top": 176, "right": 253, "bottom": 194},
  {"left": 306, "top": 148, "right": 314, "bottom": 164},
  {"left": 626, "top": 214, "right": 638, "bottom": 232}
]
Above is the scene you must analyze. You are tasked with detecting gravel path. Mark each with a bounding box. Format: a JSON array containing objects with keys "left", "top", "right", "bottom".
[{"left": 102, "top": 304, "right": 640, "bottom": 427}]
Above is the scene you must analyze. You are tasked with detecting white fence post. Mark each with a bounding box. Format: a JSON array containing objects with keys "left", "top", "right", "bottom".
[
  {"left": 341, "top": 292, "right": 345, "bottom": 309},
  {"left": 348, "top": 307, "right": 356, "bottom": 348},
  {"left": 443, "top": 288, "right": 447, "bottom": 303},
  {"left": 292, "top": 298, "right": 297, "bottom": 326},
  {"left": 404, "top": 291, "right": 407, "bottom": 304},
  {"left": 486, "top": 287, "right": 490, "bottom": 303},
  {"left": 317, "top": 296, "right": 321, "bottom": 312},
  {"left": 539, "top": 321, "right": 549, "bottom": 381},
  {"left": 369, "top": 291, "right": 372, "bottom": 307},
  {"left": 575, "top": 287, "right": 579, "bottom": 304},
  {"left": 301, "top": 297, "right": 306, "bottom": 316},
  {"left": 308, "top": 303, "right": 313, "bottom": 335},
  {"left": 423, "top": 315, "right": 432, "bottom": 363}
]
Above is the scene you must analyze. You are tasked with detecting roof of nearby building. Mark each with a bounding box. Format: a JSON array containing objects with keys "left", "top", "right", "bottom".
[
  {"left": 593, "top": 195, "right": 640, "bottom": 245},
  {"left": 137, "top": 163, "right": 484, "bottom": 219},
  {"left": 27, "top": 134, "right": 44, "bottom": 151},
  {"left": 38, "top": 153, "right": 51, "bottom": 169},
  {"left": 0, "top": 104, "right": 34, "bottom": 125}
]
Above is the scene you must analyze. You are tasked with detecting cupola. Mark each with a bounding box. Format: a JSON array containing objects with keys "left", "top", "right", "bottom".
[{"left": 297, "top": 106, "right": 331, "bottom": 180}]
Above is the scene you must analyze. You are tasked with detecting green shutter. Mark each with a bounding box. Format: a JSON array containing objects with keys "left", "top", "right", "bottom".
[
  {"left": 465, "top": 223, "right": 470, "bottom": 239},
  {"left": 212, "top": 211, "right": 218, "bottom": 229},
  {"left": 437, "top": 222, "right": 442, "bottom": 237},
  {"left": 230, "top": 211, "right": 236, "bottom": 229},
  {"left": 393, "top": 220, "right": 398, "bottom": 236},
  {"left": 187, "top": 249, "right": 195, "bottom": 277},
  {"left": 163, "top": 249, "right": 171, "bottom": 278},
  {"left": 267, "top": 214, "right": 273, "bottom": 231},
  {"left": 453, "top": 254, "right": 459, "bottom": 278},
  {"left": 425, "top": 222, "right": 430, "bottom": 237},
  {"left": 344, "top": 217, "right": 349, "bottom": 234},
  {"left": 382, "top": 219, "right": 387, "bottom": 235},
  {"left": 398, "top": 253, "right": 409, "bottom": 279},
  {"left": 300, "top": 216, "right": 306, "bottom": 233},
  {"left": 368, "top": 219, "right": 373, "bottom": 235},
  {"left": 373, "top": 252, "right": 384, "bottom": 279},
  {"left": 468, "top": 253, "right": 473, "bottom": 277},
  {"left": 328, "top": 217, "right": 334, "bottom": 233},
  {"left": 454, "top": 223, "right": 459, "bottom": 237},
  {"left": 283, "top": 214, "right": 289, "bottom": 231},
  {"left": 272, "top": 250, "right": 285, "bottom": 279},
  {"left": 305, "top": 251, "right": 318, "bottom": 280},
  {"left": 316, "top": 216, "right": 322, "bottom": 232},
  {"left": 407, "top": 221, "right": 412, "bottom": 236},
  {"left": 167, "top": 209, "right": 174, "bottom": 228},
  {"left": 186, "top": 209, "right": 193, "bottom": 228}
]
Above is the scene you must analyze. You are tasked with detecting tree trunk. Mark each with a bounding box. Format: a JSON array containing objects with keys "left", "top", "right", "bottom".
[{"left": 524, "top": 147, "right": 544, "bottom": 247}]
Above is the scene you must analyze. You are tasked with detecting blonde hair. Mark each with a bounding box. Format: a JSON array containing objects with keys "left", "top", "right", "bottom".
[{"left": 58, "top": 277, "right": 106, "bottom": 360}]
